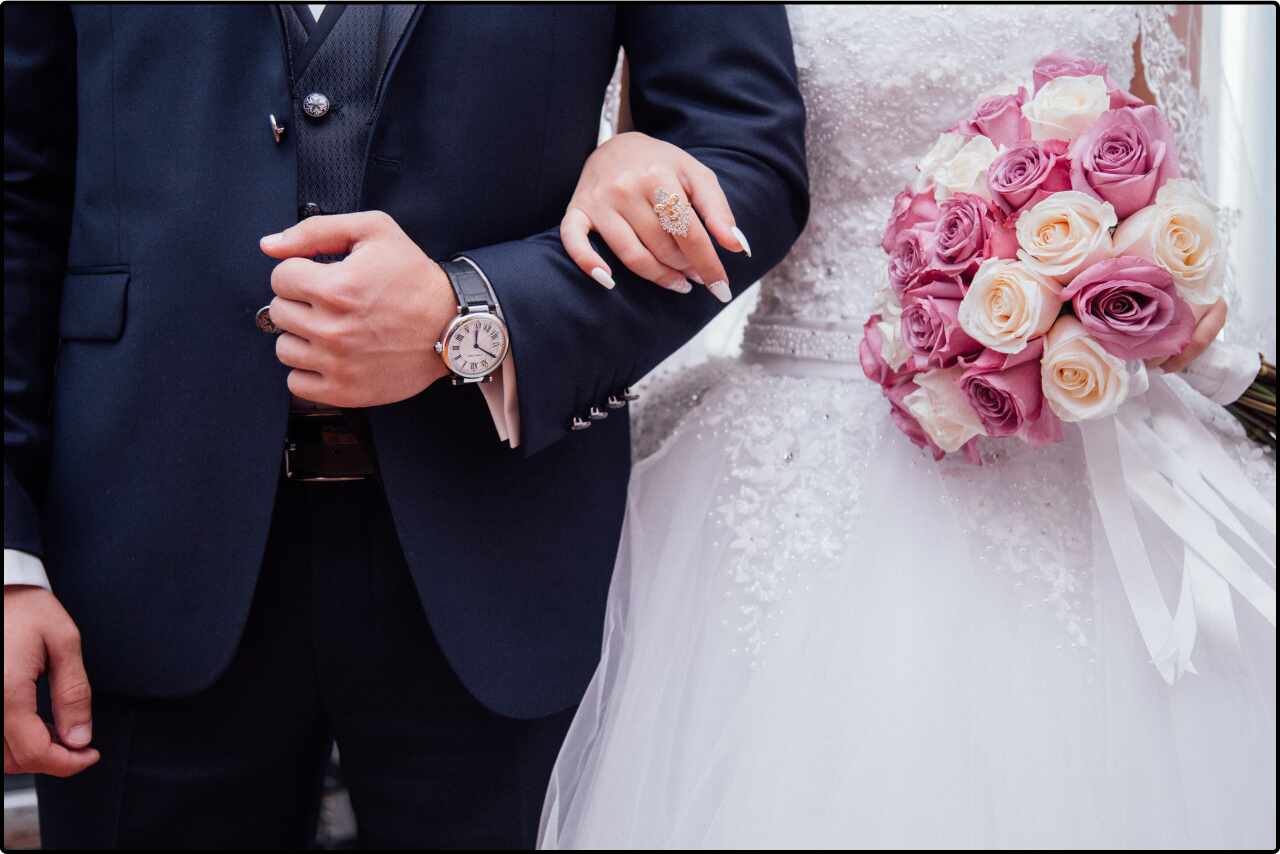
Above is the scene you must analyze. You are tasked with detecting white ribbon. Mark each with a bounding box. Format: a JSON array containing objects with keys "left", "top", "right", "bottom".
[
  {"left": 1079, "top": 371, "right": 1276, "bottom": 684},
  {"left": 1178, "top": 339, "right": 1263, "bottom": 406}
]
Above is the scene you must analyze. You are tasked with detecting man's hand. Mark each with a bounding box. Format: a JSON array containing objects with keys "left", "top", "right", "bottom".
[
  {"left": 4, "top": 586, "right": 99, "bottom": 777},
  {"left": 260, "top": 211, "right": 458, "bottom": 407}
]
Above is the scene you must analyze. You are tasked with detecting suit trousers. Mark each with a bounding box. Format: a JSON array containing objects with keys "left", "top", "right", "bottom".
[{"left": 36, "top": 476, "right": 576, "bottom": 849}]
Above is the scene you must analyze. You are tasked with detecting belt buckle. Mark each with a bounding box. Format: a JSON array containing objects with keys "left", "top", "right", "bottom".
[{"left": 283, "top": 441, "right": 370, "bottom": 483}]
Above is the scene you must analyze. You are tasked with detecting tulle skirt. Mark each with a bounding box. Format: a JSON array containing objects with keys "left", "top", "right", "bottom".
[{"left": 539, "top": 358, "right": 1277, "bottom": 849}]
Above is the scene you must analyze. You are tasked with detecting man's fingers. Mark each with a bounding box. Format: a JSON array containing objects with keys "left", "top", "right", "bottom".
[
  {"left": 561, "top": 208, "right": 615, "bottom": 289},
  {"left": 260, "top": 210, "right": 395, "bottom": 259},
  {"left": 266, "top": 296, "right": 315, "bottom": 339},
  {"left": 4, "top": 706, "right": 98, "bottom": 778},
  {"left": 46, "top": 626, "right": 92, "bottom": 749},
  {"left": 681, "top": 160, "right": 749, "bottom": 257},
  {"left": 287, "top": 368, "right": 335, "bottom": 407},
  {"left": 275, "top": 332, "right": 325, "bottom": 372},
  {"left": 269, "top": 255, "right": 324, "bottom": 302}
]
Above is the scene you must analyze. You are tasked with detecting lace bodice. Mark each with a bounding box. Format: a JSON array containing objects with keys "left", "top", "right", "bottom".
[{"left": 743, "top": 4, "right": 1140, "bottom": 352}]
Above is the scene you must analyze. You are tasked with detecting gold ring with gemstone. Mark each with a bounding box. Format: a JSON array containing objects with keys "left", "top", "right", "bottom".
[{"left": 653, "top": 187, "right": 692, "bottom": 238}]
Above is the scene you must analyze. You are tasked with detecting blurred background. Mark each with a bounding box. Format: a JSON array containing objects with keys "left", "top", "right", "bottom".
[{"left": 4, "top": 3, "right": 1275, "bottom": 849}]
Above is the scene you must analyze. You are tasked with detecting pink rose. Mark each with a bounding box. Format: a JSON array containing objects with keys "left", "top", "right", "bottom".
[
  {"left": 1060, "top": 256, "right": 1195, "bottom": 360},
  {"left": 959, "top": 340, "right": 1063, "bottom": 445},
  {"left": 930, "top": 193, "right": 1011, "bottom": 276},
  {"left": 958, "top": 88, "right": 1031, "bottom": 148},
  {"left": 882, "top": 186, "right": 940, "bottom": 253},
  {"left": 987, "top": 140, "right": 1071, "bottom": 216},
  {"left": 900, "top": 277, "right": 982, "bottom": 369},
  {"left": 887, "top": 227, "right": 934, "bottom": 297},
  {"left": 886, "top": 379, "right": 983, "bottom": 463},
  {"left": 1068, "top": 106, "right": 1180, "bottom": 218},
  {"left": 1032, "top": 51, "right": 1143, "bottom": 109},
  {"left": 861, "top": 313, "right": 909, "bottom": 387},
  {"left": 885, "top": 378, "right": 946, "bottom": 461}
]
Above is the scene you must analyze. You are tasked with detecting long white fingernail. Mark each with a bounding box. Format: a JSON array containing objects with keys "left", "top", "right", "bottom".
[
  {"left": 730, "top": 226, "right": 752, "bottom": 258},
  {"left": 707, "top": 280, "right": 731, "bottom": 303},
  {"left": 663, "top": 277, "right": 693, "bottom": 294},
  {"left": 590, "top": 267, "right": 615, "bottom": 289}
]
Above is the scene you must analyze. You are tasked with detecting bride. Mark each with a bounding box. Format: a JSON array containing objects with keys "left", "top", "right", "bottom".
[{"left": 539, "top": 4, "right": 1275, "bottom": 849}]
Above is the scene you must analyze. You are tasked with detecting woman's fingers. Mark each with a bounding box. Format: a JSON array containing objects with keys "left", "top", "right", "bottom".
[
  {"left": 681, "top": 159, "right": 751, "bottom": 258},
  {"left": 643, "top": 175, "right": 731, "bottom": 302},
  {"left": 560, "top": 208, "right": 616, "bottom": 289},
  {"left": 1163, "top": 298, "right": 1228, "bottom": 374},
  {"left": 595, "top": 213, "right": 693, "bottom": 293}
]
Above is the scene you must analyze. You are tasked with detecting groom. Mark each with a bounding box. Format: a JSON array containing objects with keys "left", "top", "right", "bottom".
[{"left": 3, "top": 3, "right": 807, "bottom": 848}]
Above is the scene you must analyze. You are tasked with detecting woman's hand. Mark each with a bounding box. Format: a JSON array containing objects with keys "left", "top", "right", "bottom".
[
  {"left": 560, "top": 132, "right": 750, "bottom": 302},
  {"left": 1148, "top": 297, "right": 1229, "bottom": 373}
]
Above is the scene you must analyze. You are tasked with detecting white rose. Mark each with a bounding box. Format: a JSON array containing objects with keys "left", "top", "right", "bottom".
[
  {"left": 1040, "top": 315, "right": 1131, "bottom": 422},
  {"left": 913, "top": 131, "right": 967, "bottom": 192},
  {"left": 933, "top": 135, "right": 999, "bottom": 200},
  {"left": 874, "top": 287, "right": 912, "bottom": 370},
  {"left": 1021, "top": 75, "right": 1109, "bottom": 141},
  {"left": 958, "top": 259, "right": 1064, "bottom": 354},
  {"left": 1111, "top": 178, "right": 1224, "bottom": 305},
  {"left": 1015, "top": 191, "right": 1117, "bottom": 283},
  {"left": 903, "top": 366, "right": 987, "bottom": 453}
]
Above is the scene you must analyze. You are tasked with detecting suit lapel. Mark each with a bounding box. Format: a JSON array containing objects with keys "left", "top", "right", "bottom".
[{"left": 369, "top": 5, "right": 423, "bottom": 123}]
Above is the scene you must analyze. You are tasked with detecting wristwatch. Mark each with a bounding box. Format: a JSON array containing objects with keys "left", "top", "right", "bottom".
[{"left": 434, "top": 257, "right": 510, "bottom": 384}]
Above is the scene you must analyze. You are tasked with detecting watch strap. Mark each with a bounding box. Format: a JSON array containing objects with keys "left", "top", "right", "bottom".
[{"left": 440, "top": 258, "right": 494, "bottom": 314}]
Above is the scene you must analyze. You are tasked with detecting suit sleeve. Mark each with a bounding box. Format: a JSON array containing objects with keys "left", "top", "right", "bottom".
[
  {"left": 463, "top": 3, "right": 808, "bottom": 457},
  {"left": 4, "top": 3, "right": 77, "bottom": 559}
]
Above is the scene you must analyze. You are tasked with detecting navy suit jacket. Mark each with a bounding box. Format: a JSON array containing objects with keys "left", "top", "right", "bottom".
[{"left": 4, "top": 3, "right": 808, "bottom": 718}]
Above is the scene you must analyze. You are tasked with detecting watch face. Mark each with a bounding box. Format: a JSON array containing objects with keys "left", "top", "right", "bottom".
[{"left": 444, "top": 313, "right": 508, "bottom": 379}]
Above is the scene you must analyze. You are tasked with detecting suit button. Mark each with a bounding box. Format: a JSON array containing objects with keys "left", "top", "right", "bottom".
[
  {"left": 302, "top": 92, "right": 331, "bottom": 119},
  {"left": 588, "top": 406, "right": 609, "bottom": 421},
  {"left": 569, "top": 416, "right": 592, "bottom": 432},
  {"left": 300, "top": 202, "right": 322, "bottom": 219},
  {"left": 255, "top": 305, "right": 280, "bottom": 334}
]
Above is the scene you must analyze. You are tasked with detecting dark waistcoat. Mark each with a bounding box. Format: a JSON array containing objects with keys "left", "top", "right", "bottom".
[{"left": 281, "top": 4, "right": 415, "bottom": 412}]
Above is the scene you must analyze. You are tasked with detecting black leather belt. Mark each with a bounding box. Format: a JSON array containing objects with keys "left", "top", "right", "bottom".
[{"left": 284, "top": 410, "right": 379, "bottom": 482}]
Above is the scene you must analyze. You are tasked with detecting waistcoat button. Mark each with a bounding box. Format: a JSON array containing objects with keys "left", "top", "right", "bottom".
[{"left": 302, "top": 92, "right": 331, "bottom": 119}]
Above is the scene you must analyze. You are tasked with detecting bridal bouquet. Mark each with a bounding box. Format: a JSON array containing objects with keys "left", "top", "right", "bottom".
[{"left": 862, "top": 52, "right": 1272, "bottom": 461}]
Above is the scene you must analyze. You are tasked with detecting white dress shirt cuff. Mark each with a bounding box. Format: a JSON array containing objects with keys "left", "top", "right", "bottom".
[
  {"left": 453, "top": 255, "right": 521, "bottom": 448},
  {"left": 4, "top": 549, "right": 51, "bottom": 590},
  {"left": 478, "top": 356, "right": 522, "bottom": 448}
]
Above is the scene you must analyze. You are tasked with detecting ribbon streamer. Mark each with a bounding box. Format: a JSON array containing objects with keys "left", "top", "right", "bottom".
[{"left": 1080, "top": 371, "right": 1276, "bottom": 684}]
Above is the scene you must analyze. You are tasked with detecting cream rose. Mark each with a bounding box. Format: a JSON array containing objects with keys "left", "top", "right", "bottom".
[
  {"left": 933, "top": 135, "right": 999, "bottom": 200},
  {"left": 902, "top": 366, "right": 987, "bottom": 453},
  {"left": 1040, "top": 315, "right": 1131, "bottom": 421},
  {"left": 874, "top": 287, "right": 912, "bottom": 369},
  {"left": 1111, "top": 178, "right": 1224, "bottom": 305},
  {"left": 913, "top": 131, "right": 967, "bottom": 193},
  {"left": 1021, "top": 74, "right": 1109, "bottom": 141},
  {"left": 1015, "top": 190, "right": 1117, "bottom": 283},
  {"left": 957, "top": 259, "right": 1064, "bottom": 354}
]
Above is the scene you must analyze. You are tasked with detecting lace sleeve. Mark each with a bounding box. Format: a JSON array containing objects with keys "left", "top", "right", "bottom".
[
  {"left": 1136, "top": 5, "right": 1261, "bottom": 354},
  {"left": 1135, "top": 5, "right": 1206, "bottom": 184}
]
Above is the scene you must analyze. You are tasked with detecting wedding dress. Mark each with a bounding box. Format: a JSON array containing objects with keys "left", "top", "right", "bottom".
[{"left": 541, "top": 5, "right": 1276, "bottom": 848}]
